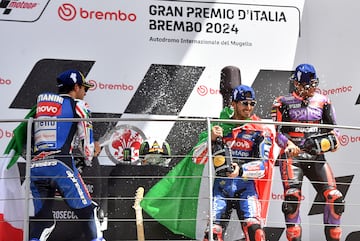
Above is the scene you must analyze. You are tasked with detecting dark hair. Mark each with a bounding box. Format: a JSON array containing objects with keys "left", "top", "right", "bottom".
[{"left": 57, "top": 81, "right": 77, "bottom": 94}]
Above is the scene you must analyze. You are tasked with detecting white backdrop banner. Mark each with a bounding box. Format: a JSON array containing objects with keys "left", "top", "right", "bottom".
[{"left": 3, "top": 1, "right": 359, "bottom": 241}]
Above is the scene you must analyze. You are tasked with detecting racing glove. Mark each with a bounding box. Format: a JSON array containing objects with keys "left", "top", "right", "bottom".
[{"left": 239, "top": 160, "right": 265, "bottom": 179}]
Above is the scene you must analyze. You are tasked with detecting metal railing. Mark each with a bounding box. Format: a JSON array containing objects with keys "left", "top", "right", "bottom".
[{"left": 0, "top": 116, "right": 359, "bottom": 241}]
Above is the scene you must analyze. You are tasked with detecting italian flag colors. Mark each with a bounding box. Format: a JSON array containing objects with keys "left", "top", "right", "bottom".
[
  {"left": 141, "top": 107, "right": 276, "bottom": 239},
  {"left": 0, "top": 107, "right": 35, "bottom": 241}
]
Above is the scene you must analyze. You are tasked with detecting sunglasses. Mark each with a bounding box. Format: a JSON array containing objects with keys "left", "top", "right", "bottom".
[
  {"left": 299, "top": 79, "right": 319, "bottom": 89},
  {"left": 239, "top": 100, "right": 256, "bottom": 107},
  {"left": 78, "top": 84, "right": 90, "bottom": 92}
]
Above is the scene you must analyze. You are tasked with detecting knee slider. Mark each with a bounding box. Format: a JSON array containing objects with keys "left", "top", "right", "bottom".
[
  {"left": 282, "top": 188, "right": 301, "bottom": 215},
  {"left": 244, "top": 222, "right": 261, "bottom": 235},
  {"left": 324, "top": 189, "right": 345, "bottom": 215},
  {"left": 248, "top": 224, "right": 265, "bottom": 241}
]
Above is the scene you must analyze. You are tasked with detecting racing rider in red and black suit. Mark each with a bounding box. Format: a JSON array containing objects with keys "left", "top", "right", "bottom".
[{"left": 271, "top": 64, "right": 343, "bottom": 241}]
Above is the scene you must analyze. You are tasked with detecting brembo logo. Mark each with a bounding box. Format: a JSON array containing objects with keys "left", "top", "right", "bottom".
[
  {"left": 58, "top": 3, "right": 76, "bottom": 21},
  {"left": 0, "top": 77, "right": 11, "bottom": 85},
  {"left": 87, "top": 80, "right": 134, "bottom": 91},
  {"left": 197, "top": 85, "right": 220, "bottom": 96},
  {"left": 58, "top": 3, "right": 137, "bottom": 22},
  {"left": 317, "top": 85, "right": 352, "bottom": 96}
]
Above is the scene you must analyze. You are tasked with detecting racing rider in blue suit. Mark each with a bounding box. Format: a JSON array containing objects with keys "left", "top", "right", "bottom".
[
  {"left": 202, "top": 85, "right": 275, "bottom": 241},
  {"left": 29, "top": 70, "right": 105, "bottom": 241}
]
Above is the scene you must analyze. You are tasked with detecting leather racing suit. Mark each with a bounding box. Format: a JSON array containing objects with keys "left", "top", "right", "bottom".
[
  {"left": 207, "top": 114, "right": 274, "bottom": 241},
  {"left": 271, "top": 91, "right": 344, "bottom": 241},
  {"left": 30, "top": 93, "right": 101, "bottom": 241}
]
